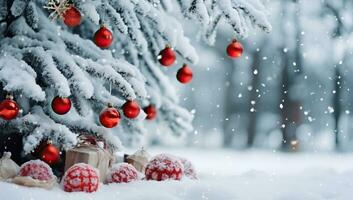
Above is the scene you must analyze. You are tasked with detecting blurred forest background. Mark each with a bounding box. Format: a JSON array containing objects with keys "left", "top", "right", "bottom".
[{"left": 147, "top": 0, "right": 353, "bottom": 152}]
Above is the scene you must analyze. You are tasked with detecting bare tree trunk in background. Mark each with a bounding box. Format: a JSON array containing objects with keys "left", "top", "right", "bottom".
[
  {"left": 279, "top": 63, "right": 301, "bottom": 151},
  {"left": 223, "top": 65, "right": 236, "bottom": 147},
  {"left": 325, "top": 2, "right": 345, "bottom": 151},
  {"left": 246, "top": 50, "right": 262, "bottom": 147},
  {"left": 279, "top": 0, "right": 303, "bottom": 151},
  {"left": 333, "top": 67, "right": 342, "bottom": 150}
]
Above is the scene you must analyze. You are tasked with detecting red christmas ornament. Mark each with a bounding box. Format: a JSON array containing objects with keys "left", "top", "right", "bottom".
[
  {"left": 0, "top": 95, "right": 19, "bottom": 120},
  {"left": 226, "top": 39, "right": 243, "bottom": 58},
  {"left": 107, "top": 163, "right": 139, "bottom": 184},
  {"left": 94, "top": 26, "right": 113, "bottom": 48},
  {"left": 51, "top": 96, "right": 71, "bottom": 115},
  {"left": 179, "top": 157, "right": 198, "bottom": 180},
  {"left": 177, "top": 64, "right": 193, "bottom": 84},
  {"left": 19, "top": 160, "right": 55, "bottom": 181},
  {"left": 62, "top": 6, "right": 81, "bottom": 27},
  {"left": 37, "top": 141, "right": 60, "bottom": 165},
  {"left": 145, "top": 154, "right": 184, "bottom": 181},
  {"left": 158, "top": 45, "right": 176, "bottom": 67},
  {"left": 99, "top": 103, "right": 120, "bottom": 128},
  {"left": 144, "top": 105, "right": 157, "bottom": 120},
  {"left": 63, "top": 163, "right": 99, "bottom": 193},
  {"left": 122, "top": 100, "right": 140, "bottom": 119}
]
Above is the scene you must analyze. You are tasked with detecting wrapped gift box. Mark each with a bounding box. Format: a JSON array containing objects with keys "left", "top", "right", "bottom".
[{"left": 64, "top": 144, "right": 113, "bottom": 182}]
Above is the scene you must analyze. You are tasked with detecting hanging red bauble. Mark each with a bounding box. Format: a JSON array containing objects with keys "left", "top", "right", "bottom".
[
  {"left": 51, "top": 96, "right": 71, "bottom": 115},
  {"left": 37, "top": 141, "right": 60, "bottom": 165},
  {"left": 158, "top": 45, "right": 176, "bottom": 67},
  {"left": 122, "top": 100, "right": 140, "bottom": 119},
  {"left": 94, "top": 26, "right": 113, "bottom": 48},
  {"left": 144, "top": 105, "right": 157, "bottom": 120},
  {"left": 177, "top": 64, "right": 193, "bottom": 84},
  {"left": 226, "top": 39, "right": 243, "bottom": 58},
  {"left": 62, "top": 6, "right": 81, "bottom": 27},
  {"left": 0, "top": 95, "right": 19, "bottom": 120},
  {"left": 99, "top": 103, "right": 120, "bottom": 128}
]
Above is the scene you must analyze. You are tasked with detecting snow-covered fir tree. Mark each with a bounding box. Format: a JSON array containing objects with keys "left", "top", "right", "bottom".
[{"left": 0, "top": 0, "right": 271, "bottom": 156}]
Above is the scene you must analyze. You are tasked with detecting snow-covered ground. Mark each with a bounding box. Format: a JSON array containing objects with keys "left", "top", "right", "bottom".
[{"left": 1, "top": 147, "right": 353, "bottom": 200}]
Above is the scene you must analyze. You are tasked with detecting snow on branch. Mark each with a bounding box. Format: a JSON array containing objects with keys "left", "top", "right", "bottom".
[
  {"left": 181, "top": 0, "right": 272, "bottom": 44},
  {"left": 0, "top": 55, "right": 45, "bottom": 101},
  {"left": 19, "top": 106, "right": 77, "bottom": 153}
]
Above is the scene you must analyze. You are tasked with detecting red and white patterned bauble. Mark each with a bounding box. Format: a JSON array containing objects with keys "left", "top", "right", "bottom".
[
  {"left": 63, "top": 163, "right": 99, "bottom": 193},
  {"left": 158, "top": 45, "right": 176, "bottom": 67},
  {"left": 106, "top": 163, "right": 139, "bottom": 184},
  {"left": 19, "top": 160, "right": 55, "bottom": 181},
  {"left": 145, "top": 154, "right": 183, "bottom": 181},
  {"left": 179, "top": 157, "right": 198, "bottom": 179}
]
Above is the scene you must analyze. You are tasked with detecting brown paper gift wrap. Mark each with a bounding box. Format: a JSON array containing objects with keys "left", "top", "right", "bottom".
[{"left": 64, "top": 144, "right": 113, "bottom": 182}]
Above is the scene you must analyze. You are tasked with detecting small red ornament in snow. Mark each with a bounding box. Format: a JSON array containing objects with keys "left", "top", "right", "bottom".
[
  {"left": 106, "top": 163, "right": 139, "bottom": 183},
  {"left": 51, "top": 96, "right": 71, "bottom": 115},
  {"left": 179, "top": 157, "right": 198, "bottom": 179},
  {"left": 226, "top": 39, "right": 243, "bottom": 58},
  {"left": 94, "top": 26, "right": 113, "bottom": 48},
  {"left": 144, "top": 105, "right": 157, "bottom": 120},
  {"left": 37, "top": 141, "right": 60, "bottom": 165},
  {"left": 0, "top": 95, "right": 19, "bottom": 120},
  {"left": 99, "top": 103, "right": 120, "bottom": 128},
  {"left": 145, "top": 154, "right": 183, "bottom": 181},
  {"left": 177, "top": 64, "right": 193, "bottom": 84},
  {"left": 158, "top": 45, "right": 176, "bottom": 67},
  {"left": 122, "top": 100, "right": 140, "bottom": 119},
  {"left": 19, "top": 160, "right": 55, "bottom": 181},
  {"left": 63, "top": 163, "right": 99, "bottom": 193},
  {"left": 62, "top": 6, "right": 81, "bottom": 27}
]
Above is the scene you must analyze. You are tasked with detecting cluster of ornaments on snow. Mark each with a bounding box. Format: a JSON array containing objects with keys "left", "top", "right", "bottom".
[{"left": 1, "top": 148, "right": 197, "bottom": 193}]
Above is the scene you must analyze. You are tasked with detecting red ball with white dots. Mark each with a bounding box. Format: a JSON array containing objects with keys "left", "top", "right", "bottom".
[
  {"left": 145, "top": 154, "right": 184, "bottom": 181},
  {"left": 179, "top": 157, "right": 198, "bottom": 179},
  {"left": 19, "top": 160, "right": 55, "bottom": 181},
  {"left": 106, "top": 163, "right": 139, "bottom": 183},
  {"left": 63, "top": 163, "right": 99, "bottom": 193}
]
